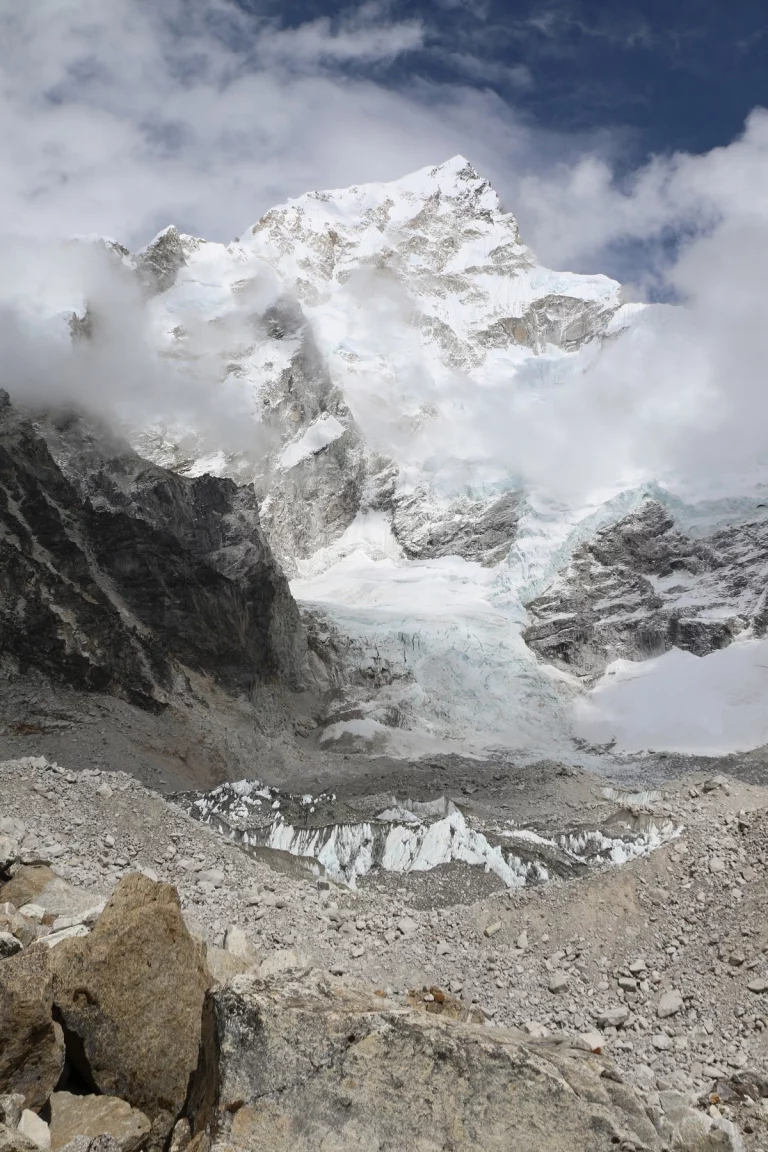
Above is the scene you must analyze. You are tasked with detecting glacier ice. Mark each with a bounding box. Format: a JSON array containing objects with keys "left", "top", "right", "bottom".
[{"left": 178, "top": 778, "right": 678, "bottom": 889}]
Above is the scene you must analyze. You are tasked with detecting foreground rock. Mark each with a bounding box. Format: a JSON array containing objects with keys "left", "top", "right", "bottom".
[
  {"left": 0, "top": 951, "right": 64, "bottom": 1110},
  {"left": 49, "top": 1094, "right": 149, "bottom": 1152},
  {"left": 51, "top": 875, "right": 210, "bottom": 1128},
  {"left": 0, "top": 394, "right": 304, "bottom": 708},
  {"left": 189, "top": 967, "right": 661, "bottom": 1152},
  {"left": 0, "top": 868, "right": 101, "bottom": 923},
  {"left": 0, "top": 1126, "right": 38, "bottom": 1152}
]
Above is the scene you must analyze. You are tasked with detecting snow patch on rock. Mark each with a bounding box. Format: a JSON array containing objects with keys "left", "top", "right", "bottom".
[{"left": 279, "top": 413, "right": 346, "bottom": 470}]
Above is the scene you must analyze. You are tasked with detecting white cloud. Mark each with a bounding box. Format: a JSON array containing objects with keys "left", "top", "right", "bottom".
[
  {"left": 253, "top": 7, "right": 425, "bottom": 66},
  {"left": 2, "top": 0, "right": 768, "bottom": 507},
  {"left": 0, "top": 0, "right": 525, "bottom": 246}
]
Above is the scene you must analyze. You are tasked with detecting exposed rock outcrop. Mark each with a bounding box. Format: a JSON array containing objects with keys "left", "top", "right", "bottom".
[
  {"left": 50, "top": 874, "right": 210, "bottom": 1127},
  {"left": 392, "top": 487, "right": 520, "bottom": 566},
  {"left": 134, "top": 227, "right": 188, "bottom": 295},
  {"left": 0, "top": 395, "right": 305, "bottom": 707},
  {"left": 525, "top": 499, "right": 768, "bottom": 678},
  {"left": 477, "top": 294, "right": 617, "bottom": 353},
  {"left": 189, "top": 966, "right": 661, "bottom": 1151}
]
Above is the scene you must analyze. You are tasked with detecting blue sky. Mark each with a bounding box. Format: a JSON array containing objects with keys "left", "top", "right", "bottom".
[{"left": 240, "top": 0, "right": 768, "bottom": 159}]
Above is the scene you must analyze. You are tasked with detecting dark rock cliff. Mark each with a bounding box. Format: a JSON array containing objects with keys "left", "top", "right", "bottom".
[
  {"left": 524, "top": 498, "right": 768, "bottom": 679},
  {"left": 0, "top": 392, "right": 305, "bottom": 708}
]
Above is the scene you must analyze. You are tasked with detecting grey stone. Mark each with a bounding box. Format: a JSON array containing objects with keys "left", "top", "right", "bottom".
[
  {"left": 549, "top": 973, "right": 569, "bottom": 994},
  {"left": 186, "top": 967, "right": 662, "bottom": 1152},
  {"left": 595, "top": 1006, "right": 630, "bottom": 1028},
  {"left": 658, "top": 990, "right": 684, "bottom": 1019},
  {"left": 0, "top": 934, "right": 22, "bottom": 960},
  {"left": 0, "top": 1098, "right": 24, "bottom": 1130},
  {"left": 0, "top": 838, "right": 19, "bottom": 872}
]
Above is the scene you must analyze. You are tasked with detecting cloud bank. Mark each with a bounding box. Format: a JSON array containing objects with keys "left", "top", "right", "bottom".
[{"left": 1, "top": 0, "right": 768, "bottom": 504}]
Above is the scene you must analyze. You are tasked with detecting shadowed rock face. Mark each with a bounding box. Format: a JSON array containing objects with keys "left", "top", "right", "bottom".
[
  {"left": 392, "top": 488, "right": 520, "bottom": 566},
  {"left": 134, "top": 227, "right": 187, "bottom": 295},
  {"left": 525, "top": 499, "right": 768, "bottom": 679},
  {"left": 0, "top": 393, "right": 305, "bottom": 707},
  {"left": 0, "top": 949, "right": 65, "bottom": 1111}
]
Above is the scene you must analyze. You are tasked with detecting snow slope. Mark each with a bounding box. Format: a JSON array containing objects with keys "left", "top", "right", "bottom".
[{"left": 575, "top": 638, "right": 768, "bottom": 755}]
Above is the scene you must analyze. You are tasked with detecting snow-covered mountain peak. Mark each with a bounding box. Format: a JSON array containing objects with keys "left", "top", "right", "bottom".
[
  {"left": 249, "top": 153, "right": 510, "bottom": 244},
  {"left": 237, "top": 158, "right": 622, "bottom": 378},
  {"left": 28, "top": 158, "right": 745, "bottom": 763}
]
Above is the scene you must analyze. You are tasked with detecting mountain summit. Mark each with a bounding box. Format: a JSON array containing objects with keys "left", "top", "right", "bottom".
[{"left": 9, "top": 159, "right": 768, "bottom": 761}]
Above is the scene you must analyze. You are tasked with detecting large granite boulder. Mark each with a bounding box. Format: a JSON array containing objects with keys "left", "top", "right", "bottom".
[
  {"left": 49, "top": 1093, "right": 150, "bottom": 1152},
  {"left": 51, "top": 875, "right": 210, "bottom": 1128},
  {"left": 188, "top": 967, "right": 661, "bottom": 1152}
]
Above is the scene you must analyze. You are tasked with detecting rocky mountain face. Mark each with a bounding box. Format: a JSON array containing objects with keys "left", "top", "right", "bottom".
[
  {"left": 0, "top": 392, "right": 304, "bottom": 709},
  {"left": 130, "top": 157, "right": 627, "bottom": 573},
  {"left": 110, "top": 159, "right": 645, "bottom": 755},
  {"left": 12, "top": 156, "right": 768, "bottom": 757},
  {"left": 525, "top": 499, "right": 768, "bottom": 680}
]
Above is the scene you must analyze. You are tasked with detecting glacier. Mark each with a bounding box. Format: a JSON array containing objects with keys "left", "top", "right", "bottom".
[{"left": 178, "top": 778, "right": 679, "bottom": 889}]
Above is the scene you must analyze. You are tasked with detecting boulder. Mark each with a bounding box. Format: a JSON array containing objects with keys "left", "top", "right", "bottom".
[
  {"left": 51, "top": 875, "right": 210, "bottom": 1126},
  {"left": 257, "top": 950, "right": 308, "bottom": 979},
  {"left": 0, "top": 1097, "right": 24, "bottom": 1130},
  {"left": 186, "top": 968, "right": 661, "bottom": 1152},
  {"left": 204, "top": 947, "right": 250, "bottom": 987},
  {"left": 222, "top": 927, "right": 260, "bottom": 967},
  {"left": 58, "top": 1139, "right": 120, "bottom": 1152},
  {"left": 658, "top": 990, "right": 684, "bottom": 1019},
  {"left": 571, "top": 1030, "right": 604, "bottom": 1054},
  {"left": 0, "top": 1125, "right": 39, "bottom": 1152},
  {"left": 0, "top": 949, "right": 65, "bottom": 1110},
  {"left": 0, "top": 836, "right": 19, "bottom": 872},
  {"left": 0, "top": 932, "right": 22, "bottom": 959},
  {"left": 49, "top": 1093, "right": 150, "bottom": 1152},
  {"left": 17, "top": 1114, "right": 49, "bottom": 1152},
  {"left": 0, "top": 869, "right": 56, "bottom": 911},
  {"left": 37, "top": 927, "right": 89, "bottom": 950},
  {"left": 594, "top": 1006, "right": 630, "bottom": 1029},
  {"left": 0, "top": 871, "right": 100, "bottom": 924},
  {"left": 0, "top": 914, "right": 40, "bottom": 950},
  {"left": 670, "top": 1109, "right": 746, "bottom": 1150}
]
